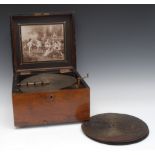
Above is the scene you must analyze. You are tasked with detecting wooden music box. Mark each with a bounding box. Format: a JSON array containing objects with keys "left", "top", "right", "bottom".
[{"left": 11, "top": 12, "right": 90, "bottom": 127}]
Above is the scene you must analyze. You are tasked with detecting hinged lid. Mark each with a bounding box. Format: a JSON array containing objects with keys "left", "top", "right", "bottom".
[{"left": 10, "top": 12, "right": 76, "bottom": 74}]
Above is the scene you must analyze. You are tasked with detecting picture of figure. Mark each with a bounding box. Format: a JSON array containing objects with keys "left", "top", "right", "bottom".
[
  {"left": 27, "top": 39, "right": 35, "bottom": 55},
  {"left": 21, "top": 24, "right": 65, "bottom": 62}
]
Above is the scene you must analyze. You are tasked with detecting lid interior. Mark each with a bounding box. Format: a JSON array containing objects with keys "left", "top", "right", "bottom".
[{"left": 11, "top": 13, "right": 76, "bottom": 73}]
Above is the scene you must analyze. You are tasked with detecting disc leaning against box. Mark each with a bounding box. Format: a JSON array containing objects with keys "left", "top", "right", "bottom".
[
  {"left": 81, "top": 113, "right": 149, "bottom": 144},
  {"left": 19, "top": 73, "right": 77, "bottom": 92}
]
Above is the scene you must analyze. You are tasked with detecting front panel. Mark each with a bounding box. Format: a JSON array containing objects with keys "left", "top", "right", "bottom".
[{"left": 12, "top": 88, "right": 90, "bottom": 127}]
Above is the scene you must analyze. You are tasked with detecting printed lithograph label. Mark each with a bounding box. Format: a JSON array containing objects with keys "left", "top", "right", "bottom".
[{"left": 21, "top": 24, "right": 65, "bottom": 63}]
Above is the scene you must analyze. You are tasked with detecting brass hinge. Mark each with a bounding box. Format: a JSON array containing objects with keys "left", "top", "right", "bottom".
[
  {"left": 59, "top": 68, "right": 72, "bottom": 73},
  {"left": 33, "top": 12, "right": 50, "bottom": 16},
  {"left": 19, "top": 71, "right": 31, "bottom": 75}
]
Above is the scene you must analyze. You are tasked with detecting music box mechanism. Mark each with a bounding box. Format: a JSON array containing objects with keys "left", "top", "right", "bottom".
[
  {"left": 16, "top": 72, "right": 89, "bottom": 93},
  {"left": 11, "top": 12, "right": 90, "bottom": 127}
]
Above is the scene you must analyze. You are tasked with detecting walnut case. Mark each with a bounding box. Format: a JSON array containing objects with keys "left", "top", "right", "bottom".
[{"left": 11, "top": 13, "right": 90, "bottom": 127}]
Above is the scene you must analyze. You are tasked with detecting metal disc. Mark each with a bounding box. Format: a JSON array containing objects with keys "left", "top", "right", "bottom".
[
  {"left": 82, "top": 113, "right": 149, "bottom": 144},
  {"left": 19, "top": 73, "right": 77, "bottom": 92}
]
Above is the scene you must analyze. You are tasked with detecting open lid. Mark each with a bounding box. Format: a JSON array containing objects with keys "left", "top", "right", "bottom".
[{"left": 11, "top": 12, "right": 76, "bottom": 74}]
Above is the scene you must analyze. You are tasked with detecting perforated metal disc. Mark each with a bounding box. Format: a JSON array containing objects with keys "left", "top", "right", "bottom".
[
  {"left": 19, "top": 73, "right": 77, "bottom": 92},
  {"left": 82, "top": 113, "right": 149, "bottom": 144}
]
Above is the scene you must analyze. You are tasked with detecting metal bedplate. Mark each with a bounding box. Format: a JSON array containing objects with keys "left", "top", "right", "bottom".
[{"left": 19, "top": 73, "right": 77, "bottom": 92}]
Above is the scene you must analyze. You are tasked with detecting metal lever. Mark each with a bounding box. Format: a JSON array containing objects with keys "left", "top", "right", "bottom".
[
  {"left": 76, "top": 73, "right": 89, "bottom": 88},
  {"left": 17, "top": 81, "right": 50, "bottom": 87}
]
